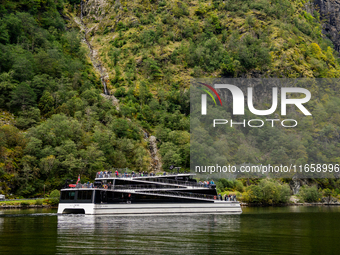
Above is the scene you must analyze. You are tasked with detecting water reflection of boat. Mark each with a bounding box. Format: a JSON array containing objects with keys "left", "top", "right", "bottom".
[
  {"left": 56, "top": 213, "right": 241, "bottom": 254},
  {"left": 57, "top": 173, "right": 242, "bottom": 215}
]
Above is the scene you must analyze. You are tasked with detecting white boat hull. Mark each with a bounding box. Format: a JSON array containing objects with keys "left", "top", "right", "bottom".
[{"left": 57, "top": 202, "right": 242, "bottom": 215}]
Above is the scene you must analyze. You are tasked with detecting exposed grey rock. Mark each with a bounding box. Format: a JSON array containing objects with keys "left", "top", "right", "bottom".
[
  {"left": 290, "top": 176, "right": 301, "bottom": 195},
  {"left": 101, "top": 93, "right": 119, "bottom": 110},
  {"left": 82, "top": 0, "right": 108, "bottom": 20},
  {"left": 322, "top": 196, "right": 339, "bottom": 203},
  {"left": 148, "top": 136, "right": 162, "bottom": 173},
  {"left": 74, "top": 3, "right": 120, "bottom": 105},
  {"left": 314, "top": 0, "right": 340, "bottom": 52},
  {"left": 289, "top": 176, "right": 309, "bottom": 194}
]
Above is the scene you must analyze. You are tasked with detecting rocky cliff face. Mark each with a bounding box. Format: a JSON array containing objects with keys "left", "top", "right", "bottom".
[
  {"left": 82, "top": 0, "right": 108, "bottom": 20},
  {"left": 314, "top": 0, "right": 340, "bottom": 52}
]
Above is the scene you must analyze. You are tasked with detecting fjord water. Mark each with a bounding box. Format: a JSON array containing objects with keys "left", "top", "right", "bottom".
[{"left": 1, "top": 207, "right": 340, "bottom": 254}]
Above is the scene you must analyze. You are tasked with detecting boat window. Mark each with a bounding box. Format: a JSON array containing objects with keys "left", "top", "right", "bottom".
[
  {"left": 101, "top": 191, "right": 107, "bottom": 202},
  {"left": 61, "top": 191, "right": 75, "bottom": 200},
  {"left": 94, "top": 190, "right": 102, "bottom": 203},
  {"left": 134, "top": 194, "right": 166, "bottom": 200},
  {"left": 68, "top": 191, "right": 75, "bottom": 200},
  {"left": 85, "top": 190, "right": 92, "bottom": 200},
  {"left": 77, "top": 190, "right": 93, "bottom": 200},
  {"left": 107, "top": 191, "right": 114, "bottom": 202}
]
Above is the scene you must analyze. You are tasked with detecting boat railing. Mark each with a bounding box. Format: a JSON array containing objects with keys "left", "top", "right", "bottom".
[
  {"left": 67, "top": 181, "right": 212, "bottom": 190},
  {"left": 113, "top": 184, "right": 205, "bottom": 190},
  {"left": 131, "top": 178, "right": 207, "bottom": 188},
  {"left": 96, "top": 174, "right": 212, "bottom": 188},
  {"left": 96, "top": 173, "right": 191, "bottom": 179}
]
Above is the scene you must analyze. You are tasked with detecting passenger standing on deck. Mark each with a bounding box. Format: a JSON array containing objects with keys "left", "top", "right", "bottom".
[{"left": 115, "top": 170, "right": 119, "bottom": 177}]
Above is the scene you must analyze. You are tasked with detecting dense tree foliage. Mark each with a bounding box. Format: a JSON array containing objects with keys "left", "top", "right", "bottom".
[
  {"left": 1, "top": 0, "right": 340, "bottom": 198},
  {"left": 0, "top": 0, "right": 152, "bottom": 196},
  {"left": 191, "top": 92, "right": 340, "bottom": 168},
  {"left": 299, "top": 185, "right": 322, "bottom": 202},
  {"left": 241, "top": 179, "right": 291, "bottom": 204}
]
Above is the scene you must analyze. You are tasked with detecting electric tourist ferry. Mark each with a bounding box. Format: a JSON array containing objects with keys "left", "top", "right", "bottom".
[{"left": 57, "top": 171, "right": 242, "bottom": 215}]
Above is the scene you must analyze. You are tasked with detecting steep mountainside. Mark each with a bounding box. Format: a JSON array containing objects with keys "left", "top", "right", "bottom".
[
  {"left": 1, "top": 0, "right": 340, "bottom": 197},
  {"left": 76, "top": 0, "right": 340, "bottom": 84}
]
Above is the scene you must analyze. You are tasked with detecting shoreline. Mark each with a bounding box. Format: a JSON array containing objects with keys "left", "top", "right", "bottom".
[
  {"left": 240, "top": 202, "right": 340, "bottom": 207},
  {"left": 0, "top": 204, "right": 54, "bottom": 209},
  {"left": 1, "top": 203, "right": 339, "bottom": 210}
]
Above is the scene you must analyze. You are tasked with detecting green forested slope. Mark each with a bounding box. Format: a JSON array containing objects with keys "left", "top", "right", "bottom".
[
  {"left": 0, "top": 0, "right": 152, "bottom": 195},
  {"left": 1, "top": 0, "right": 340, "bottom": 197}
]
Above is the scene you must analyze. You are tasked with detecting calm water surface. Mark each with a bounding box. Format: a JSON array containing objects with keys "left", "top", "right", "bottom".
[{"left": 1, "top": 206, "right": 340, "bottom": 254}]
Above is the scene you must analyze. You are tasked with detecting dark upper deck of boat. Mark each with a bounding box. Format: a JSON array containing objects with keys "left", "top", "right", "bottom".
[
  {"left": 60, "top": 173, "right": 220, "bottom": 202},
  {"left": 95, "top": 173, "right": 196, "bottom": 181},
  {"left": 94, "top": 172, "right": 204, "bottom": 188}
]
